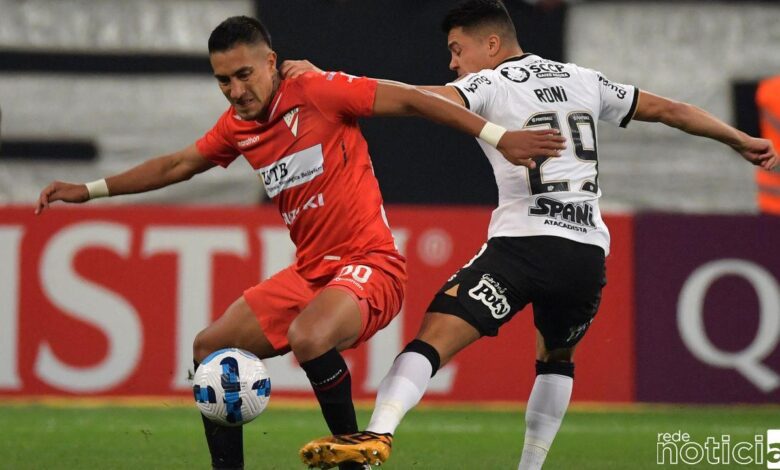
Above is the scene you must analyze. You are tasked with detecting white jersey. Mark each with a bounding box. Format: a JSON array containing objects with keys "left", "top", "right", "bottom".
[{"left": 448, "top": 53, "right": 638, "bottom": 255}]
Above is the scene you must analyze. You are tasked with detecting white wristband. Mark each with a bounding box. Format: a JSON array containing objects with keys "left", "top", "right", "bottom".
[
  {"left": 478, "top": 122, "right": 507, "bottom": 148},
  {"left": 85, "top": 179, "right": 109, "bottom": 199}
]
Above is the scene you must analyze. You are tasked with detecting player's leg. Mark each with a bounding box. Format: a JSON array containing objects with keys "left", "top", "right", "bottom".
[
  {"left": 365, "top": 311, "right": 480, "bottom": 435},
  {"left": 193, "top": 297, "right": 282, "bottom": 363},
  {"left": 292, "top": 258, "right": 405, "bottom": 469},
  {"left": 288, "top": 287, "right": 364, "bottom": 439},
  {"left": 365, "top": 238, "right": 526, "bottom": 442},
  {"left": 295, "top": 259, "right": 404, "bottom": 468},
  {"left": 518, "top": 238, "right": 606, "bottom": 470},
  {"left": 301, "top": 311, "right": 481, "bottom": 468},
  {"left": 193, "top": 267, "right": 304, "bottom": 470},
  {"left": 301, "top": 240, "right": 529, "bottom": 467},
  {"left": 192, "top": 296, "right": 284, "bottom": 470},
  {"left": 518, "top": 331, "right": 577, "bottom": 470}
]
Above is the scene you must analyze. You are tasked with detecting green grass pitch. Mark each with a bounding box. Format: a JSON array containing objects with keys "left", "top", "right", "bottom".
[{"left": 2, "top": 401, "right": 778, "bottom": 469}]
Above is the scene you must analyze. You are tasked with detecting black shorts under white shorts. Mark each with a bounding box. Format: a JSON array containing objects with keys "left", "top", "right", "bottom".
[{"left": 427, "top": 236, "right": 606, "bottom": 350}]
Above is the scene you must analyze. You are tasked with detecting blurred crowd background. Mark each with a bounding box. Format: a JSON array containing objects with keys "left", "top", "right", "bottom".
[{"left": 1, "top": 0, "right": 779, "bottom": 212}]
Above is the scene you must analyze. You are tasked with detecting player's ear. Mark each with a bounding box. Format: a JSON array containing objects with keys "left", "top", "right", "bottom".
[
  {"left": 487, "top": 34, "right": 501, "bottom": 57},
  {"left": 266, "top": 50, "right": 277, "bottom": 70}
]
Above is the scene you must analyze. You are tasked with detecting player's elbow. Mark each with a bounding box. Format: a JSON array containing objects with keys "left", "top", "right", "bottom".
[
  {"left": 398, "top": 85, "right": 429, "bottom": 116},
  {"left": 163, "top": 153, "right": 198, "bottom": 185},
  {"left": 374, "top": 81, "right": 421, "bottom": 116}
]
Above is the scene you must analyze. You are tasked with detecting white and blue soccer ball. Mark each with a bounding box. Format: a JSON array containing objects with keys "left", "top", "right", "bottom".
[{"left": 193, "top": 348, "right": 271, "bottom": 426}]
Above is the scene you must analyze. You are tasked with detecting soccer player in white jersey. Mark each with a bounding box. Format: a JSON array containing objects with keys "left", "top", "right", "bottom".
[{"left": 296, "top": 1, "right": 778, "bottom": 468}]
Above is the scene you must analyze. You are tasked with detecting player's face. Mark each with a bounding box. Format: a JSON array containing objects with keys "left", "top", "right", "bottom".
[
  {"left": 210, "top": 43, "right": 279, "bottom": 121},
  {"left": 446, "top": 27, "right": 495, "bottom": 78}
]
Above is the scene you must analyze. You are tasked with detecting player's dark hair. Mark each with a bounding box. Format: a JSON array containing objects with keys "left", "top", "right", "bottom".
[
  {"left": 208, "top": 16, "right": 272, "bottom": 53},
  {"left": 441, "top": 0, "right": 517, "bottom": 42}
]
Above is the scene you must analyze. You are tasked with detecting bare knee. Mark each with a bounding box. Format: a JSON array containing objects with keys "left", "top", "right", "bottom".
[
  {"left": 288, "top": 289, "right": 363, "bottom": 362},
  {"left": 193, "top": 327, "right": 218, "bottom": 363},
  {"left": 192, "top": 297, "right": 281, "bottom": 362},
  {"left": 287, "top": 319, "right": 336, "bottom": 362}
]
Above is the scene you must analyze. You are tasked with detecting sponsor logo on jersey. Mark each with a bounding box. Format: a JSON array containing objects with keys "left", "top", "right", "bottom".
[
  {"left": 529, "top": 63, "right": 570, "bottom": 79},
  {"left": 501, "top": 66, "right": 530, "bottom": 83},
  {"left": 282, "top": 107, "right": 300, "bottom": 137},
  {"left": 529, "top": 196, "right": 596, "bottom": 232},
  {"left": 463, "top": 74, "right": 492, "bottom": 93},
  {"left": 468, "top": 274, "right": 511, "bottom": 319},
  {"left": 257, "top": 144, "right": 325, "bottom": 198},
  {"left": 597, "top": 74, "right": 628, "bottom": 100},
  {"left": 237, "top": 135, "right": 261, "bottom": 148},
  {"left": 282, "top": 193, "right": 325, "bottom": 226}
]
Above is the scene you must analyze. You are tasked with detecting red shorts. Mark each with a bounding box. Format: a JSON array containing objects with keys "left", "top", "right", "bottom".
[{"left": 243, "top": 252, "right": 406, "bottom": 351}]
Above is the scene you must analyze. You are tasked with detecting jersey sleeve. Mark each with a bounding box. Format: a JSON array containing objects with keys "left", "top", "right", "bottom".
[
  {"left": 581, "top": 67, "right": 639, "bottom": 128},
  {"left": 446, "top": 71, "right": 499, "bottom": 115},
  {"left": 195, "top": 109, "right": 240, "bottom": 167},
  {"left": 298, "top": 71, "right": 378, "bottom": 121}
]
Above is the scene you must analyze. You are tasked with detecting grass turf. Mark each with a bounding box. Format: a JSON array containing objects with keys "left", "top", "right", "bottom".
[{"left": 1, "top": 401, "right": 778, "bottom": 469}]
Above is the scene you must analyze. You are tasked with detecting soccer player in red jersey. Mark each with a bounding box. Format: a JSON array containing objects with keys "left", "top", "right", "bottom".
[{"left": 35, "top": 16, "right": 565, "bottom": 470}]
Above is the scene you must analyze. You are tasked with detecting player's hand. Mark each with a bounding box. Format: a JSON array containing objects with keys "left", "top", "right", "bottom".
[
  {"left": 497, "top": 129, "right": 566, "bottom": 168},
  {"left": 35, "top": 180, "right": 89, "bottom": 215},
  {"left": 734, "top": 136, "right": 778, "bottom": 171},
  {"left": 280, "top": 60, "right": 322, "bottom": 79}
]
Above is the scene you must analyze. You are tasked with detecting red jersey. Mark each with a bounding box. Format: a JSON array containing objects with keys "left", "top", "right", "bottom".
[{"left": 196, "top": 71, "right": 403, "bottom": 280}]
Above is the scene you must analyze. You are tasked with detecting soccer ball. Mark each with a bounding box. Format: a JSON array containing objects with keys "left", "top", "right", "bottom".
[{"left": 192, "top": 348, "right": 271, "bottom": 426}]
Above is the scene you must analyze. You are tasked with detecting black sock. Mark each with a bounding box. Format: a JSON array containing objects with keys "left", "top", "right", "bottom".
[
  {"left": 194, "top": 359, "right": 244, "bottom": 470},
  {"left": 300, "top": 349, "right": 358, "bottom": 436}
]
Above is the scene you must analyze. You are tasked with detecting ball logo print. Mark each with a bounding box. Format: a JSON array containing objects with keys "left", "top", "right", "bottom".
[
  {"left": 193, "top": 383, "right": 217, "bottom": 405},
  {"left": 193, "top": 348, "right": 271, "bottom": 426},
  {"left": 252, "top": 377, "right": 271, "bottom": 398},
  {"left": 220, "top": 357, "right": 243, "bottom": 424}
]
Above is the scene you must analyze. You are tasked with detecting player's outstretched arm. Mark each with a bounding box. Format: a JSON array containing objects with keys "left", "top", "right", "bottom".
[
  {"left": 280, "top": 61, "right": 564, "bottom": 166},
  {"left": 418, "top": 86, "right": 465, "bottom": 106},
  {"left": 35, "top": 144, "right": 215, "bottom": 215},
  {"left": 372, "top": 80, "right": 565, "bottom": 168},
  {"left": 280, "top": 61, "right": 462, "bottom": 105},
  {"left": 634, "top": 90, "right": 778, "bottom": 170}
]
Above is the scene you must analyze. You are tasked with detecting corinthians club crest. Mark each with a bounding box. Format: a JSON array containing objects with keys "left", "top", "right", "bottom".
[{"left": 501, "top": 66, "right": 530, "bottom": 83}]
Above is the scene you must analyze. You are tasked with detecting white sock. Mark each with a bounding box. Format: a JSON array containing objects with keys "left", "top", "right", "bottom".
[
  {"left": 366, "top": 351, "right": 433, "bottom": 435},
  {"left": 518, "top": 374, "right": 573, "bottom": 470}
]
